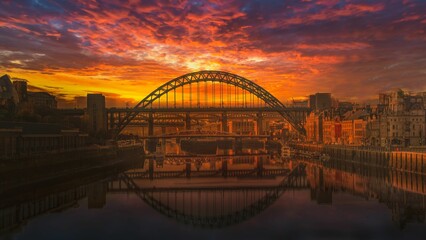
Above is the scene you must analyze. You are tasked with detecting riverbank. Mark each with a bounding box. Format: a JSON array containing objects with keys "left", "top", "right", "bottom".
[
  {"left": 291, "top": 143, "right": 426, "bottom": 174},
  {"left": 0, "top": 145, "right": 145, "bottom": 194}
]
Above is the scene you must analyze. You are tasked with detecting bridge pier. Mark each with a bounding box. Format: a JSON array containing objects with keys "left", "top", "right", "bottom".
[
  {"left": 161, "top": 127, "right": 166, "bottom": 153},
  {"left": 257, "top": 157, "right": 264, "bottom": 177},
  {"left": 109, "top": 112, "right": 114, "bottom": 131},
  {"left": 147, "top": 112, "right": 156, "bottom": 153},
  {"left": 148, "top": 113, "right": 154, "bottom": 136},
  {"left": 222, "top": 159, "right": 228, "bottom": 178},
  {"left": 186, "top": 161, "right": 191, "bottom": 178},
  {"left": 149, "top": 158, "right": 154, "bottom": 180},
  {"left": 185, "top": 112, "right": 191, "bottom": 130},
  {"left": 221, "top": 112, "right": 229, "bottom": 132},
  {"left": 256, "top": 112, "right": 263, "bottom": 135}
]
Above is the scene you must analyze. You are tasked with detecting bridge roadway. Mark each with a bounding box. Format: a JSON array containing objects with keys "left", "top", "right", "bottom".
[
  {"left": 108, "top": 106, "right": 310, "bottom": 113},
  {"left": 108, "top": 106, "right": 310, "bottom": 135},
  {"left": 50, "top": 105, "right": 309, "bottom": 117},
  {"left": 145, "top": 153, "right": 270, "bottom": 158},
  {"left": 108, "top": 107, "right": 309, "bottom": 127},
  {"left": 139, "top": 134, "right": 270, "bottom": 139},
  {"left": 125, "top": 168, "right": 291, "bottom": 179}
]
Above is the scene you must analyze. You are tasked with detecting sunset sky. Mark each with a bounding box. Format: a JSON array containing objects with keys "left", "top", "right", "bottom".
[{"left": 1, "top": 0, "right": 425, "bottom": 107}]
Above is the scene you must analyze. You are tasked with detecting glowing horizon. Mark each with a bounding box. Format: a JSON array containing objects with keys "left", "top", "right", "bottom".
[{"left": 1, "top": 0, "right": 426, "bottom": 108}]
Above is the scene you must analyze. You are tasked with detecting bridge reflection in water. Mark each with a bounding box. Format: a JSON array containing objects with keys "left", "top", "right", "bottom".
[
  {"left": 107, "top": 164, "right": 306, "bottom": 228},
  {"left": 2, "top": 158, "right": 426, "bottom": 236}
]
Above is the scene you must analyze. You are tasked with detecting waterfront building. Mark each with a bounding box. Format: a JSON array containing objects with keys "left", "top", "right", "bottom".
[
  {"left": 366, "top": 115, "right": 381, "bottom": 146},
  {"left": 290, "top": 99, "right": 309, "bottom": 108},
  {"left": 0, "top": 122, "right": 88, "bottom": 160},
  {"left": 340, "top": 118, "right": 367, "bottom": 145},
  {"left": 339, "top": 110, "right": 369, "bottom": 145},
  {"left": 9, "top": 76, "right": 58, "bottom": 110},
  {"left": 12, "top": 80, "right": 28, "bottom": 103},
  {"left": 87, "top": 94, "right": 107, "bottom": 136},
  {"left": 419, "top": 92, "right": 426, "bottom": 109},
  {"left": 320, "top": 110, "right": 368, "bottom": 146},
  {"left": 27, "top": 92, "right": 57, "bottom": 109},
  {"left": 377, "top": 89, "right": 425, "bottom": 147},
  {"left": 309, "top": 93, "right": 332, "bottom": 111},
  {"left": 304, "top": 89, "right": 425, "bottom": 147},
  {"left": 322, "top": 117, "right": 341, "bottom": 144},
  {"left": 336, "top": 101, "right": 354, "bottom": 116},
  {"left": 379, "top": 114, "right": 425, "bottom": 147},
  {"left": 305, "top": 112, "right": 323, "bottom": 143},
  {"left": 0, "top": 75, "right": 19, "bottom": 110}
]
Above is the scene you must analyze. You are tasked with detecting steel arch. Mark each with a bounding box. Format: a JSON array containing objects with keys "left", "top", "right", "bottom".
[{"left": 115, "top": 70, "right": 305, "bottom": 135}]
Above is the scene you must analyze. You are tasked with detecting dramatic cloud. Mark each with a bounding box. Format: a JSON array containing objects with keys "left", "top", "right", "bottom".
[{"left": 1, "top": 0, "right": 425, "bottom": 107}]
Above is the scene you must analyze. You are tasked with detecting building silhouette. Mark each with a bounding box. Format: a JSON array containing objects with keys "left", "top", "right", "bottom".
[
  {"left": 87, "top": 94, "right": 107, "bottom": 136},
  {"left": 309, "top": 93, "right": 332, "bottom": 111}
]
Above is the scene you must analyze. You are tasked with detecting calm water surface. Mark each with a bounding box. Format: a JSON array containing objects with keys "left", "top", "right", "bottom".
[{"left": 1, "top": 158, "right": 426, "bottom": 240}]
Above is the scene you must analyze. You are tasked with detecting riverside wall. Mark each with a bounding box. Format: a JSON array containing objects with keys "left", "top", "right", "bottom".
[
  {"left": 291, "top": 144, "right": 426, "bottom": 174},
  {"left": 0, "top": 145, "right": 145, "bottom": 194}
]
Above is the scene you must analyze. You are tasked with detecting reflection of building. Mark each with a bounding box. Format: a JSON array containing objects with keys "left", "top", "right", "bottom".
[
  {"left": 87, "top": 182, "right": 107, "bottom": 209},
  {"left": 308, "top": 168, "right": 332, "bottom": 205},
  {"left": 0, "top": 185, "right": 87, "bottom": 233},
  {"left": 304, "top": 160, "right": 426, "bottom": 229},
  {"left": 87, "top": 94, "right": 107, "bottom": 135}
]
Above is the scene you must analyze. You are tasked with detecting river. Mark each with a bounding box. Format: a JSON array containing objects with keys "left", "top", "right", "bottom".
[{"left": 1, "top": 156, "right": 426, "bottom": 240}]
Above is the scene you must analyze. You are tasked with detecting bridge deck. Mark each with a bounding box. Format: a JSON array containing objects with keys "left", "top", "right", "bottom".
[
  {"left": 108, "top": 107, "right": 310, "bottom": 113},
  {"left": 140, "top": 134, "right": 270, "bottom": 139},
  {"left": 125, "top": 168, "right": 290, "bottom": 179}
]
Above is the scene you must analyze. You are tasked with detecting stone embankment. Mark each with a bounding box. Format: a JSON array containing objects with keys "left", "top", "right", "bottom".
[{"left": 291, "top": 144, "right": 426, "bottom": 174}]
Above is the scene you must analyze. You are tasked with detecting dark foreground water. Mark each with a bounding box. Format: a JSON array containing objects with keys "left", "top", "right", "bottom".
[{"left": 1, "top": 159, "right": 426, "bottom": 240}]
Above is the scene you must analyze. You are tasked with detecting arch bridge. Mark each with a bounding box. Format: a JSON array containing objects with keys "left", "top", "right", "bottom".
[{"left": 108, "top": 71, "right": 308, "bottom": 138}]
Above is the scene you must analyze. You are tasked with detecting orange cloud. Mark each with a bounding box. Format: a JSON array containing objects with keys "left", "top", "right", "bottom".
[{"left": 1, "top": 0, "right": 426, "bottom": 106}]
